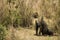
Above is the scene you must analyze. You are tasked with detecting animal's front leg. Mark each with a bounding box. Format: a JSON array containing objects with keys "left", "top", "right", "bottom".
[{"left": 36, "top": 26, "right": 38, "bottom": 35}]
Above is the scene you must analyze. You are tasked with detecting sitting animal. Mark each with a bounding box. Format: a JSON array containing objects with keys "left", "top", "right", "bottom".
[{"left": 35, "top": 17, "right": 53, "bottom": 36}]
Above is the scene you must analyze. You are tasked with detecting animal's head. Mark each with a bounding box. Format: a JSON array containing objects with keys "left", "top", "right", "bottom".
[{"left": 33, "top": 12, "right": 38, "bottom": 18}]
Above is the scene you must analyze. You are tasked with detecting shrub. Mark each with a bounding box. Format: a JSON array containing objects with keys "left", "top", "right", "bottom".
[{"left": 0, "top": 24, "right": 7, "bottom": 40}]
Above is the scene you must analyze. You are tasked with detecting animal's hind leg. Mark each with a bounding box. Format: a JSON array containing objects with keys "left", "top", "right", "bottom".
[{"left": 39, "top": 27, "right": 42, "bottom": 35}]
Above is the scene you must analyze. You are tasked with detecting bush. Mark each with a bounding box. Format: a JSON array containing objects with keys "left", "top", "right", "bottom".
[{"left": 0, "top": 24, "right": 7, "bottom": 40}]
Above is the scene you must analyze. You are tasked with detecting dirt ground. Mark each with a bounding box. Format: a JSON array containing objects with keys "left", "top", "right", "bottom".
[{"left": 6, "top": 27, "right": 60, "bottom": 40}]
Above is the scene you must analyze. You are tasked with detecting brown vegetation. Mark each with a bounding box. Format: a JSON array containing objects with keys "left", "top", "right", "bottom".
[{"left": 0, "top": 0, "right": 60, "bottom": 40}]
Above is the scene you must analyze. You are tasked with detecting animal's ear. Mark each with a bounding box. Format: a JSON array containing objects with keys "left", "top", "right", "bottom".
[
  {"left": 41, "top": 16, "right": 44, "bottom": 20},
  {"left": 32, "top": 12, "right": 38, "bottom": 18}
]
